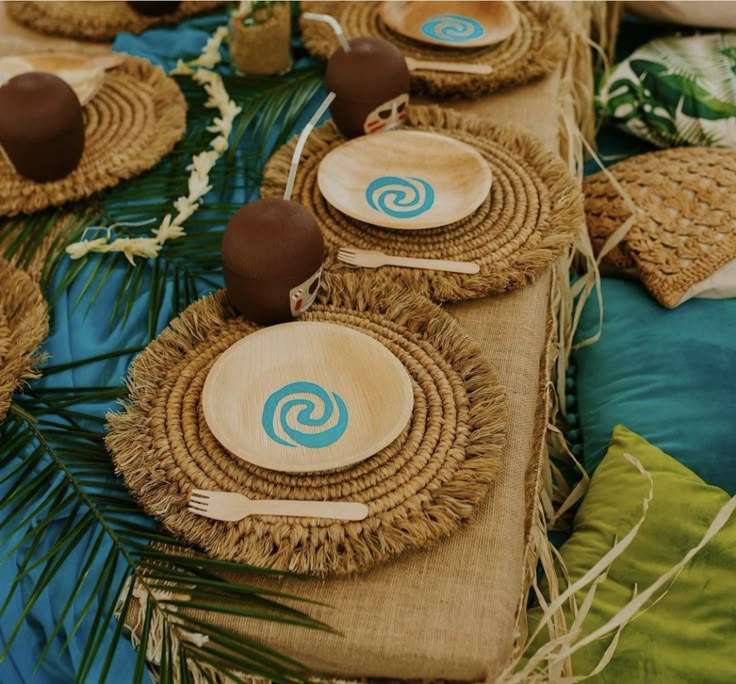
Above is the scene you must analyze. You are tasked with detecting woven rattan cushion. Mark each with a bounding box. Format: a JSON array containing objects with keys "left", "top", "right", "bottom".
[{"left": 585, "top": 147, "right": 736, "bottom": 307}]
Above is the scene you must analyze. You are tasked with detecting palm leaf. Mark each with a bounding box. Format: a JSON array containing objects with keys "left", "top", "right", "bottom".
[
  {"left": 1, "top": 63, "right": 326, "bottom": 342},
  {"left": 0, "top": 381, "right": 331, "bottom": 683}
]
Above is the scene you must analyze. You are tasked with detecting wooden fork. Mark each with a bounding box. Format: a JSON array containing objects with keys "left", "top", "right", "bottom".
[{"left": 188, "top": 489, "right": 369, "bottom": 522}]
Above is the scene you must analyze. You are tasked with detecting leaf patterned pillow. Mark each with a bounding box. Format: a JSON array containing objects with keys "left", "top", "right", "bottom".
[{"left": 597, "top": 33, "right": 736, "bottom": 148}]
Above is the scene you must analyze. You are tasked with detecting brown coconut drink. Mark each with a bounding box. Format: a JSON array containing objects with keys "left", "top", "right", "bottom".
[
  {"left": 222, "top": 94, "right": 335, "bottom": 325},
  {"left": 303, "top": 13, "right": 411, "bottom": 138},
  {"left": 0, "top": 71, "right": 85, "bottom": 182}
]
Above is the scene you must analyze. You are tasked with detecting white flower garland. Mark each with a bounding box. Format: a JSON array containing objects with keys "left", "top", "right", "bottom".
[{"left": 66, "top": 26, "right": 240, "bottom": 265}]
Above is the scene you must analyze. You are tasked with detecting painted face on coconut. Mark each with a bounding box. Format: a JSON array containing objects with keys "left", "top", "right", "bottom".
[
  {"left": 325, "top": 37, "right": 411, "bottom": 139},
  {"left": 363, "top": 93, "right": 409, "bottom": 134},
  {"left": 222, "top": 198, "right": 325, "bottom": 325},
  {"left": 289, "top": 266, "right": 322, "bottom": 316}
]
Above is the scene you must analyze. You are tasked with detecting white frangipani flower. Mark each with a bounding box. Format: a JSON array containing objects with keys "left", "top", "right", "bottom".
[
  {"left": 66, "top": 237, "right": 110, "bottom": 260},
  {"left": 63, "top": 24, "right": 241, "bottom": 264}
]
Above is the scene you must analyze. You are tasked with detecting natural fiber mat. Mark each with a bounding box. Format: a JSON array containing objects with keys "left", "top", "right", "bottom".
[
  {"left": 106, "top": 273, "right": 508, "bottom": 576},
  {"left": 0, "top": 54, "right": 186, "bottom": 217},
  {"left": 6, "top": 1, "right": 223, "bottom": 42},
  {"left": 262, "top": 105, "right": 581, "bottom": 304},
  {"left": 0, "top": 258, "right": 48, "bottom": 422},
  {"left": 300, "top": 1, "right": 567, "bottom": 98},
  {"left": 584, "top": 147, "right": 736, "bottom": 307}
]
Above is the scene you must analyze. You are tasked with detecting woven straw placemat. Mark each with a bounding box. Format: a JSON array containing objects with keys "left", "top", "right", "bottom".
[
  {"left": 584, "top": 147, "right": 736, "bottom": 307},
  {"left": 0, "top": 54, "right": 186, "bottom": 217},
  {"left": 6, "top": 1, "right": 223, "bottom": 42},
  {"left": 106, "top": 273, "right": 508, "bottom": 576},
  {"left": 300, "top": 1, "right": 567, "bottom": 98},
  {"left": 0, "top": 258, "right": 48, "bottom": 421},
  {"left": 262, "top": 105, "right": 581, "bottom": 303}
]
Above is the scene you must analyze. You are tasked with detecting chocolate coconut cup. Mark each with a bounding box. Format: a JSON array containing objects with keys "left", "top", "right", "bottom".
[
  {"left": 126, "top": 1, "right": 181, "bottom": 17},
  {"left": 325, "top": 37, "right": 410, "bottom": 139},
  {"left": 0, "top": 71, "right": 85, "bottom": 183},
  {"left": 222, "top": 198, "right": 325, "bottom": 325}
]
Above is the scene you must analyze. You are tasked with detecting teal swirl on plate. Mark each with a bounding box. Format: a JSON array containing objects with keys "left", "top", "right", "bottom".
[
  {"left": 420, "top": 14, "right": 485, "bottom": 44},
  {"left": 365, "top": 175, "right": 435, "bottom": 219},
  {"left": 261, "top": 381, "right": 349, "bottom": 448}
]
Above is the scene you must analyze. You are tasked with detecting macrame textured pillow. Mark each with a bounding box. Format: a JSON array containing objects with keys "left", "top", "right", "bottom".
[{"left": 584, "top": 147, "right": 736, "bottom": 307}]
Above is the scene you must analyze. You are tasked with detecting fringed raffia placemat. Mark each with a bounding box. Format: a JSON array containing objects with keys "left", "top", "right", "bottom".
[
  {"left": 6, "top": 1, "right": 223, "bottom": 42},
  {"left": 107, "top": 273, "right": 508, "bottom": 576},
  {"left": 0, "top": 258, "right": 48, "bottom": 421},
  {"left": 0, "top": 55, "right": 186, "bottom": 217},
  {"left": 262, "top": 105, "right": 581, "bottom": 303},
  {"left": 585, "top": 147, "right": 736, "bottom": 307},
  {"left": 300, "top": 1, "right": 567, "bottom": 98}
]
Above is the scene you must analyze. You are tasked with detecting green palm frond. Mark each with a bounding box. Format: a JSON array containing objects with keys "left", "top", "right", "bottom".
[
  {"left": 1, "top": 380, "right": 332, "bottom": 684},
  {"left": 0, "top": 64, "right": 325, "bottom": 341}
]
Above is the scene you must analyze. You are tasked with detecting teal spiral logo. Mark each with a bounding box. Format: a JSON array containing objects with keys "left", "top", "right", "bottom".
[
  {"left": 365, "top": 176, "right": 435, "bottom": 219},
  {"left": 420, "top": 14, "right": 485, "bottom": 43},
  {"left": 261, "top": 381, "right": 348, "bottom": 449}
]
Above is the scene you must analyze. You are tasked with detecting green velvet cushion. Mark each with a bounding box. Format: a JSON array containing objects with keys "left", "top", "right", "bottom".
[
  {"left": 575, "top": 278, "right": 736, "bottom": 494},
  {"left": 528, "top": 425, "right": 736, "bottom": 682}
]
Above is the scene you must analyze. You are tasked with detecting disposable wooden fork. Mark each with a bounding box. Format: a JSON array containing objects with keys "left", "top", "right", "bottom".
[
  {"left": 337, "top": 247, "right": 480, "bottom": 274},
  {"left": 188, "top": 489, "right": 369, "bottom": 522}
]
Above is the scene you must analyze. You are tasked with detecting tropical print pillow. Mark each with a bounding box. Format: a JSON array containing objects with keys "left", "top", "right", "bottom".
[{"left": 597, "top": 33, "right": 736, "bottom": 148}]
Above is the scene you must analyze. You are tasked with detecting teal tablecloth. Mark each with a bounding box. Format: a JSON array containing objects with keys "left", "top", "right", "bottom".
[{"left": 0, "top": 13, "right": 327, "bottom": 682}]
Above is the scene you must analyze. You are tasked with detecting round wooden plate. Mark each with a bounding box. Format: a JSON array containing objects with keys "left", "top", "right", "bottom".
[
  {"left": 0, "top": 52, "right": 124, "bottom": 106},
  {"left": 317, "top": 130, "right": 492, "bottom": 230},
  {"left": 380, "top": 1, "right": 519, "bottom": 50},
  {"left": 202, "top": 321, "right": 414, "bottom": 473}
]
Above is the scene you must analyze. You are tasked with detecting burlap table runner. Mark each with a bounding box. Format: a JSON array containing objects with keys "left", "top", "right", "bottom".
[
  {"left": 107, "top": 275, "right": 508, "bottom": 577},
  {"left": 6, "top": 1, "right": 223, "bottom": 42},
  {"left": 119, "top": 45, "right": 576, "bottom": 684},
  {"left": 0, "top": 257, "right": 47, "bottom": 421},
  {"left": 585, "top": 147, "right": 736, "bottom": 307},
  {"left": 114, "top": 3, "right": 593, "bottom": 680},
  {"left": 263, "top": 105, "right": 581, "bottom": 303},
  {"left": 300, "top": 1, "right": 567, "bottom": 99},
  {"left": 0, "top": 54, "right": 186, "bottom": 217}
]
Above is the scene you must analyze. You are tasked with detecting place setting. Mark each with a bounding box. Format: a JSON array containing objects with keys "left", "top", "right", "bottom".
[
  {"left": 106, "top": 275, "right": 508, "bottom": 577},
  {"left": 300, "top": 0, "right": 569, "bottom": 98},
  {"left": 0, "top": 49, "right": 186, "bottom": 216},
  {"left": 263, "top": 105, "right": 581, "bottom": 303}
]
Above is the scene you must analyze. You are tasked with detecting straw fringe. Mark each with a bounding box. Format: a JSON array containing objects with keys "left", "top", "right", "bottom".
[
  {"left": 107, "top": 273, "right": 508, "bottom": 577},
  {"left": 6, "top": 1, "right": 224, "bottom": 42},
  {"left": 0, "top": 258, "right": 48, "bottom": 421},
  {"left": 262, "top": 105, "right": 581, "bottom": 304}
]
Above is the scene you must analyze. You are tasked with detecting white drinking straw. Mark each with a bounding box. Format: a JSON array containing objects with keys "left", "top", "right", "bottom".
[
  {"left": 283, "top": 91, "right": 336, "bottom": 201},
  {"left": 302, "top": 12, "right": 351, "bottom": 53}
]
